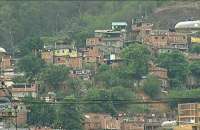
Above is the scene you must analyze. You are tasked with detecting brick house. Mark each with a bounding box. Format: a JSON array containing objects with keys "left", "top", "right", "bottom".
[
  {"left": 41, "top": 51, "right": 53, "bottom": 64},
  {"left": 66, "top": 56, "right": 82, "bottom": 69},
  {"left": 178, "top": 103, "right": 200, "bottom": 124},
  {"left": 132, "top": 19, "right": 153, "bottom": 42},
  {"left": 149, "top": 64, "right": 168, "bottom": 88},
  {"left": 144, "top": 30, "right": 168, "bottom": 49},
  {"left": 86, "top": 37, "right": 102, "bottom": 46},
  {"left": 11, "top": 83, "right": 37, "bottom": 98},
  {"left": 53, "top": 56, "right": 66, "bottom": 65},
  {"left": 84, "top": 113, "right": 120, "bottom": 130},
  {"left": 16, "top": 104, "right": 28, "bottom": 126},
  {"left": 167, "top": 32, "right": 188, "bottom": 51},
  {"left": 1, "top": 54, "right": 12, "bottom": 70},
  {"left": 82, "top": 47, "right": 103, "bottom": 64},
  {"left": 144, "top": 31, "right": 188, "bottom": 53},
  {"left": 54, "top": 55, "right": 82, "bottom": 69},
  {"left": 94, "top": 30, "right": 125, "bottom": 58},
  {"left": 54, "top": 48, "right": 78, "bottom": 57},
  {"left": 121, "top": 120, "right": 144, "bottom": 130}
]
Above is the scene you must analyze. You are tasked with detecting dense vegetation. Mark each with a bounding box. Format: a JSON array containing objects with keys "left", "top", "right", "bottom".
[{"left": 0, "top": 1, "right": 167, "bottom": 52}]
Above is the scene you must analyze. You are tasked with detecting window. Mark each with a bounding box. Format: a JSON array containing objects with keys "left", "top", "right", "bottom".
[
  {"left": 162, "top": 36, "right": 165, "bottom": 39},
  {"left": 58, "top": 58, "right": 60, "bottom": 61},
  {"left": 183, "top": 36, "right": 186, "bottom": 39},
  {"left": 69, "top": 49, "right": 72, "bottom": 53},
  {"left": 155, "top": 36, "right": 158, "bottom": 39}
]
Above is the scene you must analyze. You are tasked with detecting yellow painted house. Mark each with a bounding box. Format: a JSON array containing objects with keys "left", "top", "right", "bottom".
[
  {"left": 191, "top": 37, "right": 200, "bottom": 44},
  {"left": 54, "top": 48, "right": 78, "bottom": 57}
]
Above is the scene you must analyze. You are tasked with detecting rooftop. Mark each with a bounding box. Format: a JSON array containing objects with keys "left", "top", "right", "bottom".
[
  {"left": 0, "top": 47, "right": 6, "bottom": 53},
  {"left": 112, "top": 22, "right": 127, "bottom": 26},
  {"left": 175, "top": 20, "right": 200, "bottom": 29}
]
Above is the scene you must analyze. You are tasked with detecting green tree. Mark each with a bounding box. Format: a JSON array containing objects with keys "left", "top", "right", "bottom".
[
  {"left": 121, "top": 43, "right": 150, "bottom": 88},
  {"left": 94, "top": 68, "right": 119, "bottom": 87},
  {"left": 17, "top": 53, "right": 44, "bottom": 79},
  {"left": 156, "top": 51, "right": 189, "bottom": 88},
  {"left": 189, "top": 45, "right": 200, "bottom": 54},
  {"left": 39, "top": 64, "right": 70, "bottom": 91},
  {"left": 25, "top": 98, "right": 55, "bottom": 127},
  {"left": 143, "top": 75, "right": 161, "bottom": 99},
  {"left": 56, "top": 96, "right": 83, "bottom": 130},
  {"left": 111, "top": 86, "right": 135, "bottom": 111},
  {"left": 19, "top": 36, "right": 44, "bottom": 56},
  {"left": 168, "top": 88, "right": 200, "bottom": 108},
  {"left": 84, "top": 88, "right": 116, "bottom": 115},
  {"left": 189, "top": 61, "right": 200, "bottom": 86},
  {"left": 66, "top": 78, "right": 87, "bottom": 97}
]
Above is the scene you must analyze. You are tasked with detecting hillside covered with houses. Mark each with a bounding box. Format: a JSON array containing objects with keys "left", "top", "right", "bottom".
[{"left": 0, "top": 1, "right": 200, "bottom": 130}]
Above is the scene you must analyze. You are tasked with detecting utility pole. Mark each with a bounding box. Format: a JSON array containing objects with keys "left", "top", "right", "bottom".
[{"left": 13, "top": 104, "right": 17, "bottom": 130}]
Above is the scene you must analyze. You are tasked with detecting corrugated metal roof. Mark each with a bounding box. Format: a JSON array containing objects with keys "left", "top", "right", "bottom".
[{"left": 175, "top": 20, "right": 200, "bottom": 29}]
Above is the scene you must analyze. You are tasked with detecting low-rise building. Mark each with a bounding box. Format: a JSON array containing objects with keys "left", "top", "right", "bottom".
[
  {"left": 16, "top": 103, "right": 28, "bottom": 126},
  {"left": 144, "top": 112, "right": 174, "bottom": 130},
  {"left": 70, "top": 69, "right": 92, "bottom": 80},
  {"left": 54, "top": 48, "right": 78, "bottom": 57},
  {"left": 178, "top": 103, "right": 200, "bottom": 124},
  {"left": 112, "top": 22, "right": 127, "bottom": 31},
  {"left": 132, "top": 18, "right": 153, "bottom": 42},
  {"left": 144, "top": 31, "right": 189, "bottom": 52},
  {"left": 144, "top": 30, "right": 168, "bottom": 48},
  {"left": 53, "top": 56, "right": 67, "bottom": 65},
  {"left": 66, "top": 57, "right": 82, "bottom": 69},
  {"left": 41, "top": 51, "right": 54, "bottom": 64},
  {"left": 1, "top": 55, "right": 12, "bottom": 70},
  {"left": 167, "top": 32, "right": 188, "bottom": 51},
  {"left": 121, "top": 116, "right": 144, "bottom": 130},
  {"left": 94, "top": 30, "right": 125, "bottom": 58},
  {"left": 11, "top": 83, "right": 37, "bottom": 98},
  {"left": 86, "top": 37, "right": 102, "bottom": 46},
  {"left": 83, "top": 47, "right": 103, "bottom": 64},
  {"left": 84, "top": 113, "right": 120, "bottom": 130}
]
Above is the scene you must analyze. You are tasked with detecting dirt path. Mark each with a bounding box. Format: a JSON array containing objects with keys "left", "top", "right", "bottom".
[{"left": 137, "top": 91, "right": 169, "bottom": 112}]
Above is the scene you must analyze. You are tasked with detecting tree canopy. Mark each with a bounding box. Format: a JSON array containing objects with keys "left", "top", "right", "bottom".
[
  {"left": 17, "top": 53, "right": 44, "bottom": 79},
  {"left": 143, "top": 75, "right": 161, "bottom": 99},
  {"left": 156, "top": 51, "right": 189, "bottom": 88},
  {"left": 121, "top": 43, "right": 150, "bottom": 87},
  {"left": 39, "top": 64, "right": 70, "bottom": 91}
]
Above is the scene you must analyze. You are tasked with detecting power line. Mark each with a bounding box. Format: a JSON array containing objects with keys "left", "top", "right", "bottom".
[{"left": 12, "top": 97, "right": 200, "bottom": 105}]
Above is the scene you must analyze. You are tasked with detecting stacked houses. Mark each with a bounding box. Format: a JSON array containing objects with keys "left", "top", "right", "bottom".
[
  {"left": 40, "top": 19, "right": 200, "bottom": 88},
  {"left": 1, "top": 18, "right": 200, "bottom": 128},
  {"left": 41, "top": 22, "right": 128, "bottom": 79}
]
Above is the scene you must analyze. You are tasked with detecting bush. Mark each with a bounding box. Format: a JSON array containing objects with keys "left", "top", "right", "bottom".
[{"left": 143, "top": 75, "right": 161, "bottom": 100}]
